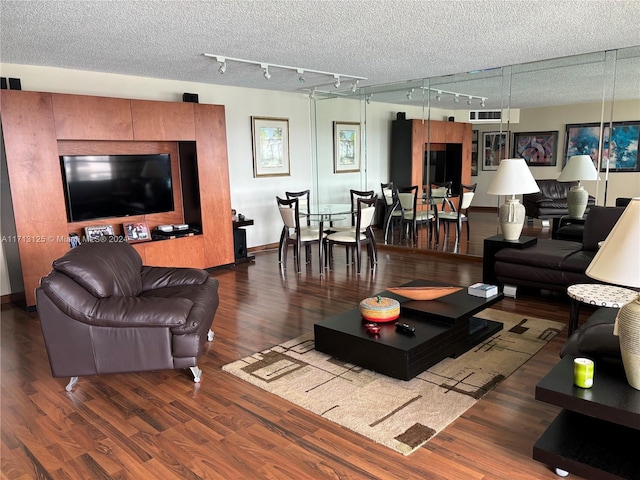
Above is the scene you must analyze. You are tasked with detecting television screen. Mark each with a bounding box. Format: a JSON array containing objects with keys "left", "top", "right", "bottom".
[{"left": 61, "top": 154, "right": 174, "bottom": 222}]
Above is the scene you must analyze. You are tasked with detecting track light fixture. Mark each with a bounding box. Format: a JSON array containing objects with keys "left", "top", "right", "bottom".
[
  {"left": 204, "top": 54, "right": 366, "bottom": 88},
  {"left": 428, "top": 88, "right": 487, "bottom": 106},
  {"left": 365, "top": 94, "right": 372, "bottom": 104},
  {"left": 309, "top": 88, "right": 316, "bottom": 99},
  {"left": 216, "top": 56, "right": 227, "bottom": 75},
  {"left": 407, "top": 88, "right": 413, "bottom": 100}
]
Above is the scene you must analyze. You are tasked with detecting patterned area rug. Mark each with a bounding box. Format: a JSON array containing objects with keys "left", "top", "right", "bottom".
[{"left": 222, "top": 309, "right": 563, "bottom": 455}]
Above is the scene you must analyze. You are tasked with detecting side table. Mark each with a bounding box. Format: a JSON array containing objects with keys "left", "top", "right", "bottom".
[
  {"left": 482, "top": 234, "right": 537, "bottom": 285},
  {"left": 566, "top": 283, "right": 638, "bottom": 336}
]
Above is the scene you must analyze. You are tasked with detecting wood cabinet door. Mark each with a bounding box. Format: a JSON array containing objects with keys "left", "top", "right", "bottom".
[
  {"left": 1, "top": 91, "right": 70, "bottom": 306},
  {"left": 52, "top": 94, "right": 133, "bottom": 140},
  {"left": 131, "top": 100, "right": 196, "bottom": 140},
  {"left": 142, "top": 236, "right": 205, "bottom": 268}
]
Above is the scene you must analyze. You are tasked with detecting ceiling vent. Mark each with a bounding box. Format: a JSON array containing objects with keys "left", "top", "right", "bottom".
[{"left": 468, "top": 109, "right": 520, "bottom": 123}]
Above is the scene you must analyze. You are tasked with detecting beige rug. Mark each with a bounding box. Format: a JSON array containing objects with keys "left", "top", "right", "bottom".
[{"left": 222, "top": 309, "right": 563, "bottom": 455}]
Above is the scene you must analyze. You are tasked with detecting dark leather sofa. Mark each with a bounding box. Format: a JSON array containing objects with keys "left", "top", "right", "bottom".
[
  {"left": 523, "top": 179, "right": 596, "bottom": 221},
  {"left": 36, "top": 240, "right": 219, "bottom": 390},
  {"left": 494, "top": 206, "right": 625, "bottom": 292}
]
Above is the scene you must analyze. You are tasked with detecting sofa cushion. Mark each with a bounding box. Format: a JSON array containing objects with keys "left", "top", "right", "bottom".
[
  {"left": 52, "top": 240, "right": 143, "bottom": 298},
  {"left": 582, "top": 205, "right": 626, "bottom": 251},
  {"left": 494, "top": 239, "right": 582, "bottom": 269}
]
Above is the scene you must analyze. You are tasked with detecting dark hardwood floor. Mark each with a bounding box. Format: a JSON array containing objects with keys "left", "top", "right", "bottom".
[{"left": 1, "top": 216, "right": 595, "bottom": 479}]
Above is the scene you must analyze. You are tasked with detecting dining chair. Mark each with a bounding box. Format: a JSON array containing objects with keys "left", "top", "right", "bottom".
[
  {"left": 381, "top": 182, "right": 402, "bottom": 244},
  {"left": 397, "top": 185, "right": 435, "bottom": 246},
  {"left": 437, "top": 183, "right": 477, "bottom": 245},
  {"left": 326, "top": 189, "right": 376, "bottom": 262},
  {"left": 277, "top": 196, "right": 326, "bottom": 273},
  {"left": 325, "top": 195, "right": 377, "bottom": 273},
  {"left": 280, "top": 189, "right": 317, "bottom": 264}
]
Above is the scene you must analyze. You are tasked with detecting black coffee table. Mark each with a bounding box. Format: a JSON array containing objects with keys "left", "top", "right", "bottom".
[{"left": 314, "top": 279, "right": 504, "bottom": 380}]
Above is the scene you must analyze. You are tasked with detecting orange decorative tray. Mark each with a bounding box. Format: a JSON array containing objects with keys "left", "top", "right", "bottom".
[{"left": 386, "top": 286, "right": 462, "bottom": 301}]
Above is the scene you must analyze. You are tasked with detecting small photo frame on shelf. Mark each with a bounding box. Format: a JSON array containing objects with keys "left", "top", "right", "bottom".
[
  {"left": 512, "top": 131, "right": 558, "bottom": 166},
  {"left": 333, "top": 121, "right": 361, "bottom": 173},
  {"left": 482, "top": 131, "right": 508, "bottom": 171},
  {"left": 123, "top": 221, "right": 151, "bottom": 243},
  {"left": 251, "top": 116, "right": 290, "bottom": 177},
  {"left": 84, "top": 224, "right": 115, "bottom": 242}
]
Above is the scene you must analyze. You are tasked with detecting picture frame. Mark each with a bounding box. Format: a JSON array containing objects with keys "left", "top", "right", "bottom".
[
  {"left": 333, "top": 122, "right": 361, "bottom": 173},
  {"left": 482, "top": 132, "right": 508, "bottom": 171},
  {"left": 84, "top": 224, "right": 114, "bottom": 242},
  {"left": 512, "top": 131, "right": 558, "bottom": 166},
  {"left": 471, "top": 129, "right": 479, "bottom": 176},
  {"left": 123, "top": 221, "right": 151, "bottom": 243},
  {"left": 251, "top": 116, "right": 290, "bottom": 177},
  {"left": 564, "top": 121, "right": 640, "bottom": 172}
]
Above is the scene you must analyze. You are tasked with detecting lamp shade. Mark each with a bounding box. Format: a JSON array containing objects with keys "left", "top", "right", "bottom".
[
  {"left": 586, "top": 197, "right": 640, "bottom": 288},
  {"left": 557, "top": 155, "right": 599, "bottom": 182},
  {"left": 486, "top": 158, "right": 540, "bottom": 195}
]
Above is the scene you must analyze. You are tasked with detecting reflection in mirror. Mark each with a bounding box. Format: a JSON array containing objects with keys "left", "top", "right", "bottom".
[{"left": 311, "top": 46, "right": 640, "bottom": 257}]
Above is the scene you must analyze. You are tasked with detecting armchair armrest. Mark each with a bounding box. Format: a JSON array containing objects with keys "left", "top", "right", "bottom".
[
  {"left": 40, "top": 270, "right": 192, "bottom": 328},
  {"left": 140, "top": 266, "right": 209, "bottom": 291}
]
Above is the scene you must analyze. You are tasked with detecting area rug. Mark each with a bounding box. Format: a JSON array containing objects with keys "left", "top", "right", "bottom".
[{"left": 222, "top": 309, "right": 563, "bottom": 455}]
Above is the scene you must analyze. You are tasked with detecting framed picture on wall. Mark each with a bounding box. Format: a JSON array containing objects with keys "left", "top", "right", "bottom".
[
  {"left": 251, "top": 116, "right": 290, "bottom": 177},
  {"left": 333, "top": 122, "right": 361, "bottom": 173},
  {"left": 482, "top": 132, "right": 508, "bottom": 171},
  {"left": 471, "top": 129, "right": 479, "bottom": 176},
  {"left": 564, "top": 121, "right": 640, "bottom": 172},
  {"left": 512, "top": 131, "right": 558, "bottom": 166}
]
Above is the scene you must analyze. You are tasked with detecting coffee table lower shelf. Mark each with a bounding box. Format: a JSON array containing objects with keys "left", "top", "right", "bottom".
[{"left": 533, "top": 409, "right": 640, "bottom": 479}]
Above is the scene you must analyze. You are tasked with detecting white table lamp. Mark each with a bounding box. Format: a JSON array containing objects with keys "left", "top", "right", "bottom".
[
  {"left": 486, "top": 158, "right": 540, "bottom": 241},
  {"left": 557, "top": 155, "right": 599, "bottom": 219},
  {"left": 586, "top": 197, "right": 640, "bottom": 389}
]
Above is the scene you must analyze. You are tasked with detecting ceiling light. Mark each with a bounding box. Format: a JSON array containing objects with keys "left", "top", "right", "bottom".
[
  {"left": 436, "top": 91, "right": 442, "bottom": 101},
  {"left": 216, "top": 56, "right": 226, "bottom": 74},
  {"left": 309, "top": 88, "right": 316, "bottom": 99},
  {"left": 366, "top": 94, "right": 372, "bottom": 104},
  {"left": 204, "top": 54, "right": 366, "bottom": 87},
  {"left": 261, "top": 64, "right": 271, "bottom": 80},
  {"left": 480, "top": 98, "right": 486, "bottom": 107},
  {"left": 454, "top": 94, "right": 460, "bottom": 103},
  {"left": 467, "top": 96, "right": 472, "bottom": 105},
  {"left": 407, "top": 88, "right": 413, "bottom": 100}
]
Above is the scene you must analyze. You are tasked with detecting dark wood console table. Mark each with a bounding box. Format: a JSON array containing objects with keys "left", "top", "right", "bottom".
[{"left": 533, "top": 356, "right": 640, "bottom": 478}]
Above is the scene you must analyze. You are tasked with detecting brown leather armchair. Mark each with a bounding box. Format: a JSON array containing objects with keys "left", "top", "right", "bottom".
[{"left": 36, "top": 240, "right": 219, "bottom": 391}]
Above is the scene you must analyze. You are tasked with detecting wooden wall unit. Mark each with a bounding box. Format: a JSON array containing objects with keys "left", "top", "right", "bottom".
[
  {"left": 390, "top": 118, "right": 472, "bottom": 193},
  {"left": 1, "top": 90, "right": 234, "bottom": 306}
]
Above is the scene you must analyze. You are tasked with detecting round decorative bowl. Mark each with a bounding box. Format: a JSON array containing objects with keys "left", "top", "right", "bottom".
[{"left": 359, "top": 295, "right": 400, "bottom": 322}]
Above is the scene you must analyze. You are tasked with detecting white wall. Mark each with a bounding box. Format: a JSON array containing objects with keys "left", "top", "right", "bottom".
[
  {"left": 468, "top": 101, "right": 640, "bottom": 207},
  {"left": 1, "top": 63, "right": 638, "bottom": 295}
]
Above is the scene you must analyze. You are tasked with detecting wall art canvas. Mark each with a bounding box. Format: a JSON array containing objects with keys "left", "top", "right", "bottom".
[
  {"left": 512, "top": 131, "right": 558, "bottom": 166},
  {"left": 564, "top": 122, "right": 639, "bottom": 172},
  {"left": 334, "top": 122, "right": 361, "bottom": 173},
  {"left": 251, "top": 117, "right": 290, "bottom": 177},
  {"left": 482, "top": 132, "right": 508, "bottom": 171}
]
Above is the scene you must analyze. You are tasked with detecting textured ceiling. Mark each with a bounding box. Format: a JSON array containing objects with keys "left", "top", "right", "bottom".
[{"left": 1, "top": 0, "right": 639, "bottom": 109}]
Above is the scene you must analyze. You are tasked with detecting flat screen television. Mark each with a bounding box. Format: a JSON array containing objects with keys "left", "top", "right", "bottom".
[{"left": 60, "top": 153, "right": 174, "bottom": 222}]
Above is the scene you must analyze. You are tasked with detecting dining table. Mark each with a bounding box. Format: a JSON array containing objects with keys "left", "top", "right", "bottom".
[{"left": 301, "top": 203, "right": 353, "bottom": 272}]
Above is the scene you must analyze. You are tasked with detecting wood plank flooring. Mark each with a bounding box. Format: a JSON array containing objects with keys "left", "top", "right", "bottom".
[{"left": 1, "top": 221, "right": 597, "bottom": 479}]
